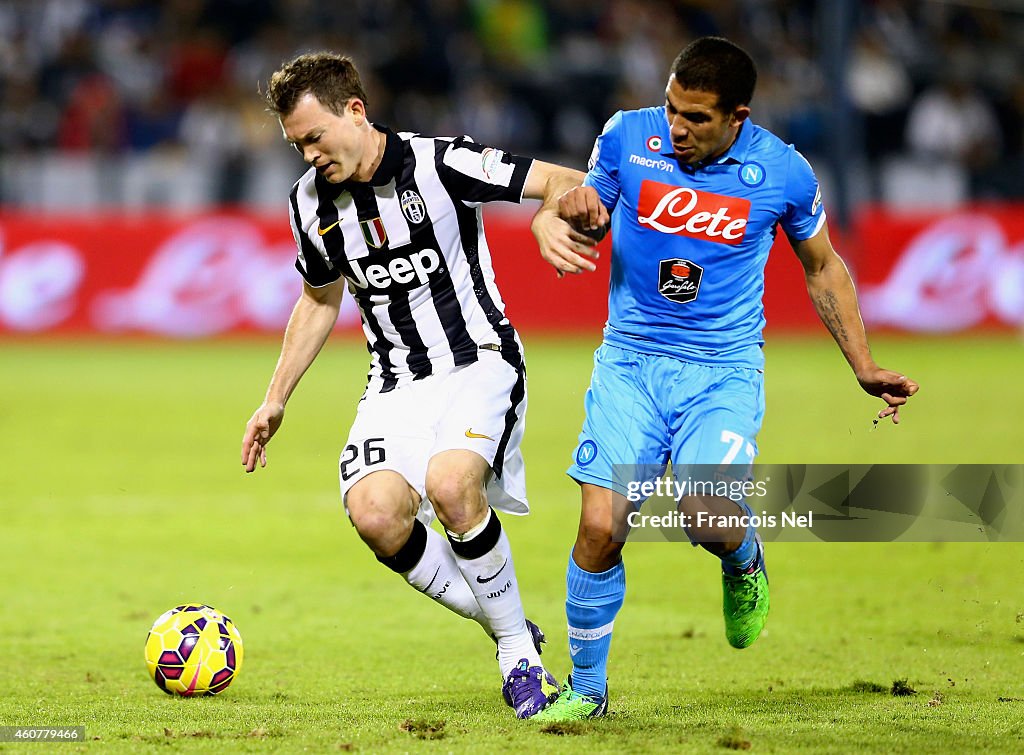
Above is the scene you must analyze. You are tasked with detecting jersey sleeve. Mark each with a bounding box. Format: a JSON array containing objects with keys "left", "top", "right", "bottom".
[
  {"left": 437, "top": 136, "right": 533, "bottom": 206},
  {"left": 582, "top": 111, "right": 624, "bottom": 212},
  {"left": 290, "top": 179, "right": 341, "bottom": 288},
  {"left": 779, "top": 148, "right": 826, "bottom": 241}
]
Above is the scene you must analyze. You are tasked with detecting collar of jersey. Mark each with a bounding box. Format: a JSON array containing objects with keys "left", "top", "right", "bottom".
[
  {"left": 663, "top": 120, "right": 754, "bottom": 173},
  {"left": 338, "top": 123, "right": 402, "bottom": 190}
]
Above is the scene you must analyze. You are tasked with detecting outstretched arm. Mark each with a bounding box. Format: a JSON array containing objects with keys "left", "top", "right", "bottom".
[
  {"left": 524, "top": 161, "right": 608, "bottom": 276},
  {"left": 791, "top": 225, "right": 919, "bottom": 424},
  {"left": 241, "top": 279, "right": 344, "bottom": 471}
]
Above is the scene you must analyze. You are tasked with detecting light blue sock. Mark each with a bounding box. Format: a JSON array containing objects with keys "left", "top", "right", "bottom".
[
  {"left": 565, "top": 553, "right": 625, "bottom": 699},
  {"left": 721, "top": 502, "right": 760, "bottom": 574}
]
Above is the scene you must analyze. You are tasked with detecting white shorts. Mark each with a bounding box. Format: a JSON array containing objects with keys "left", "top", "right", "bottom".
[{"left": 338, "top": 351, "right": 528, "bottom": 524}]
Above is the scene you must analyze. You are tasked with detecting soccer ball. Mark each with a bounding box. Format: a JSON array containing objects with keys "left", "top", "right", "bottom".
[{"left": 144, "top": 603, "right": 243, "bottom": 696}]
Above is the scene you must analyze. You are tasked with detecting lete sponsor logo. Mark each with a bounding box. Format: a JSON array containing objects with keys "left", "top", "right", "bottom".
[
  {"left": 637, "top": 180, "right": 750, "bottom": 244},
  {"left": 860, "top": 214, "right": 1024, "bottom": 330},
  {"left": 0, "top": 232, "right": 83, "bottom": 331},
  {"left": 93, "top": 216, "right": 359, "bottom": 335}
]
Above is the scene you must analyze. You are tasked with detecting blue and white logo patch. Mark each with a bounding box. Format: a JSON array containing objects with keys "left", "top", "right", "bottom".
[
  {"left": 576, "top": 440, "right": 598, "bottom": 467},
  {"left": 738, "top": 161, "right": 765, "bottom": 187}
]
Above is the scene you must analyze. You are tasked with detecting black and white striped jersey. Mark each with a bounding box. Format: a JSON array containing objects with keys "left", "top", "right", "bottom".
[{"left": 288, "top": 124, "right": 531, "bottom": 393}]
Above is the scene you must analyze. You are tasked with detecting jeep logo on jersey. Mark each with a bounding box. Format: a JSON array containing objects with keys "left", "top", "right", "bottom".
[
  {"left": 400, "top": 190, "right": 426, "bottom": 224},
  {"left": 658, "top": 258, "right": 703, "bottom": 303},
  {"left": 637, "top": 180, "right": 750, "bottom": 245},
  {"left": 349, "top": 247, "right": 442, "bottom": 292}
]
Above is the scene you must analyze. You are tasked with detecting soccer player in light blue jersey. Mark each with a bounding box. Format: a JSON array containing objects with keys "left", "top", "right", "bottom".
[{"left": 531, "top": 37, "right": 920, "bottom": 721}]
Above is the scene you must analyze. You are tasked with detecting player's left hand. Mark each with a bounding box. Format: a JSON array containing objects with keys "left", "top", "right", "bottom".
[
  {"left": 855, "top": 367, "right": 920, "bottom": 424},
  {"left": 241, "top": 401, "right": 285, "bottom": 472},
  {"left": 530, "top": 206, "right": 601, "bottom": 278}
]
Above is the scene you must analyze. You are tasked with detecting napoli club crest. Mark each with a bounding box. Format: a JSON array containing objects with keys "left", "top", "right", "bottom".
[
  {"left": 658, "top": 258, "right": 703, "bottom": 303},
  {"left": 738, "top": 161, "right": 765, "bottom": 187},
  {"left": 576, "top": 440, "right": 598, "bottom": 467}
]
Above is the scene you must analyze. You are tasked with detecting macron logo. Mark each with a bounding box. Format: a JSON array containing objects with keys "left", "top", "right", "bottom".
[{"left": 628, "top": 153, "right": 674, "bottom": 173}]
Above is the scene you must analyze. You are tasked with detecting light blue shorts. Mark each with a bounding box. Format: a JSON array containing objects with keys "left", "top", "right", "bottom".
[{"left": 568, "top": 343, "right": 765, "bottom": 496}]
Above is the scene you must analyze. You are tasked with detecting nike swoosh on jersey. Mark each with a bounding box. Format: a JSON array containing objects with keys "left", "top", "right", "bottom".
[
  {"left": 465, "top": 428, "right": 495, "bottom": 441},
  {"left": 317, "top": 220, "right": 341, "bottom": 236},
  {"left": 476, "top": 558, "right": 507, "bottom": 583}
]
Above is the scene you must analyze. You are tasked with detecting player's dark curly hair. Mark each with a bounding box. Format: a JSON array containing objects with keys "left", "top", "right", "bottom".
[
  {"left": 265, "top": 52, "right": 369, "bottom": 117},
  {"left": 670, "top": 37, "right": 757, "bottom": 113}
]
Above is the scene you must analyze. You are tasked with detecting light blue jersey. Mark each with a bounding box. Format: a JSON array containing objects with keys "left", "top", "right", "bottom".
[
  {"left": 561, "top": 81, "right": 785, "bottom": 703},
  {"left": 569, "top": 107, "right": 827, "bottom": 489},
  {"left": 585, "top": 108, "right": 825, "bottom": 369}
]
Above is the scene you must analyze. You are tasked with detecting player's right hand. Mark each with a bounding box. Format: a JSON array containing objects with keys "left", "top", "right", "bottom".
[
  {"left": 558, "top": 185, "right": 610, "bottom": 239},
  {"left": 241, "top": 401, "right": 285, "bottom": 472},
  {"left": 530, "top": 206, "right": 602, "bottom": 277}
]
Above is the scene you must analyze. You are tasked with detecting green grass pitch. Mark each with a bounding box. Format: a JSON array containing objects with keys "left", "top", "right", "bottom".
[{"left": 1, "top": 334, "right": 1022, "bottom": 753}]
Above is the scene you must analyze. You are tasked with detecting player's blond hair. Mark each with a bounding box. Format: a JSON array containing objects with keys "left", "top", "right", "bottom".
[{"left": 265, "top": 52, "right": 369, "bottom": 117}]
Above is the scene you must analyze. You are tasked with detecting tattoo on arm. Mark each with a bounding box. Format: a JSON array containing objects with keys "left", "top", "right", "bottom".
[{"left": 813, "top": 289, "right": 849, "bottom": 344}]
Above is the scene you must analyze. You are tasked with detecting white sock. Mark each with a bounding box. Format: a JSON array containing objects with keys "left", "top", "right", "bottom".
[
  {"left": 448, "top": 509, "right": 540, "bottom": 678},
  {"left": 405, "top": 526, "right": 489, "bottom": 631},
  {"left": 377, "top": 519, "right": 489, "bottom": 633}
]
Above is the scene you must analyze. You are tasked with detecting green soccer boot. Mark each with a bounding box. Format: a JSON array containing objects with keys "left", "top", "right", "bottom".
[
  {"left": 722, "top": 544, "right": 770, "bottom": 649},
  {"left": 531, "top": 675, "right": 607, "bottom": 722}
]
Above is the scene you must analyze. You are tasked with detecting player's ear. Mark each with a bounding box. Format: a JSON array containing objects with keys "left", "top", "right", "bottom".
[
  {"left": 348, "top": 97, "right": 367, "bottom": 123},
  {"left": 731, "top": 105, "right": 751, "bottom": 127}
]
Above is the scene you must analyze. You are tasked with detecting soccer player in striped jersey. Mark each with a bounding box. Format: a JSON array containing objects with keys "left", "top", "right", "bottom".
[
  {"left": 240, "top": 52, "right": 597, "bottom": 719},
  {"left": 532, "top": 37, "right": 919, "bottom": 721}
]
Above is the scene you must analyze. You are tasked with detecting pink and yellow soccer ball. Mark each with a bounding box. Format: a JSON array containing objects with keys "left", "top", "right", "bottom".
[{"left": 144, "top": 604, "right": 243, "bottom": 696}]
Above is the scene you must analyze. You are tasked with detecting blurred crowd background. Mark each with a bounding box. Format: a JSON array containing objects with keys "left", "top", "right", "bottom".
[{"left": 1, "top": 0, "right": 1022, "bottom": 212}]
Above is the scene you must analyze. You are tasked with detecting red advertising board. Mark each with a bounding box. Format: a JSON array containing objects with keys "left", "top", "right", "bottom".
[
  {"left": 854, "top": 205, "right": 1024, "bottom": 331},
  {"left": 0, "top": 206, "right": 1020, "bottom": 336},
  {"left": 0, "top": 209, "right": 616, "bottom": 336},
  {"left": 0, "top": 211, "right": 305, "bottom": 336}
]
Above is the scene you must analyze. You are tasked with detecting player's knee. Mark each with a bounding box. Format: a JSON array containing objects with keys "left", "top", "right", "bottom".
[
  {"left": 575, "top": 511, "right": 622, "bottom": 569},
  {"left": 424, "top": 465, "right": 486, "bottom": 530},
  {"left": 346, "top": 481, "right": 414, "bottom": 554}
]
